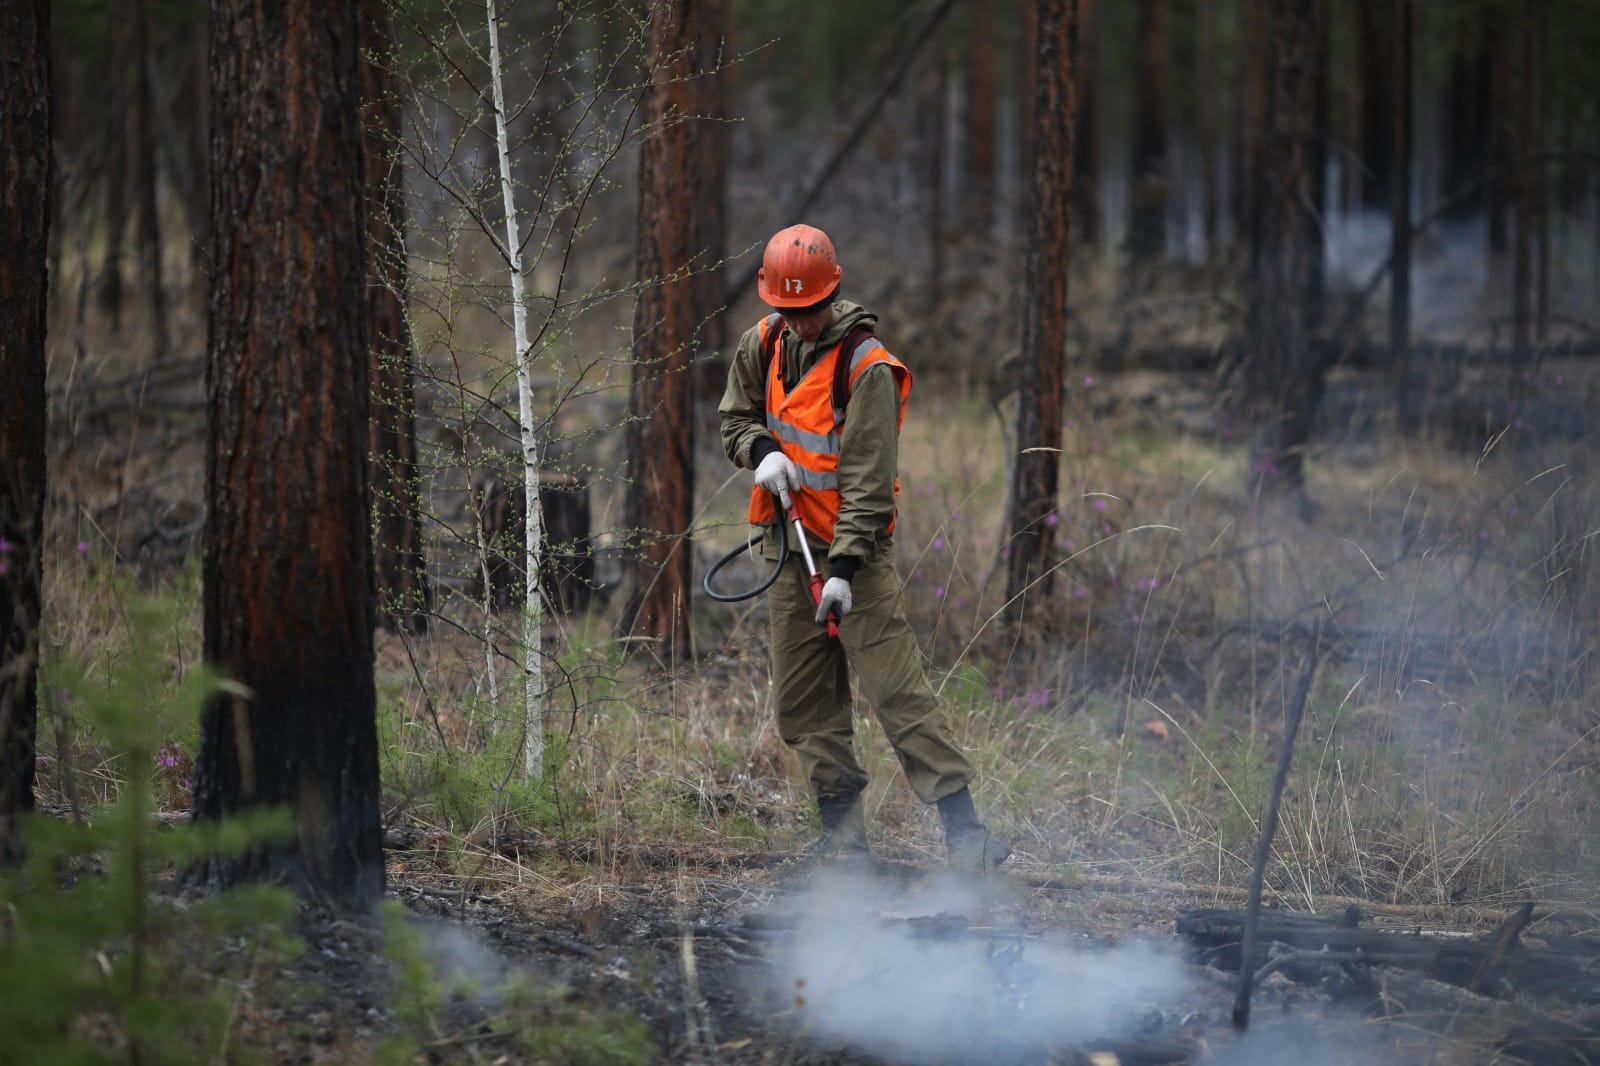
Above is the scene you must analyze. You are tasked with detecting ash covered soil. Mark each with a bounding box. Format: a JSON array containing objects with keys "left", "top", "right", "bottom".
[{"left": 245, "top": 841, "right": 1544, "bottom": 1066}]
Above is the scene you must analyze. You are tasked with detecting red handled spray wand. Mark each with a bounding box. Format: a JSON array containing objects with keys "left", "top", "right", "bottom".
[{"left": 787, "top": 507, "right": 838, "bottom": 638}]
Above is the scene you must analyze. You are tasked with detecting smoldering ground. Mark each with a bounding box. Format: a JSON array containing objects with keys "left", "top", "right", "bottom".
[
  {"left": 767, "top": 869, "right": 1191, "bottom": 1063},
  {"left": 762, "top": 868, "right": 1406, "bottom": 1065}
]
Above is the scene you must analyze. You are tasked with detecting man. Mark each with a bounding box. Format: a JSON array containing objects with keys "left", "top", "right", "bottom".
[{"left": 718, "top": 223, "right": 1011, "bottom": 872}]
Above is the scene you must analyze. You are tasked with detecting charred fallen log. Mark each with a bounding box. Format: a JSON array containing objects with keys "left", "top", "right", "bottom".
[{"left": 1178, "top": 904, "right": 1600, "bottom": 1008}]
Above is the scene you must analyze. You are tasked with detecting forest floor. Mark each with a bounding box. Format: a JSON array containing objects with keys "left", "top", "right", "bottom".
[{"left": 220, "top": 827, "right": 1583, "bottom": 1066}]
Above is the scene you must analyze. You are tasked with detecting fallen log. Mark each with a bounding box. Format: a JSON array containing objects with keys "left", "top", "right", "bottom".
[
  {"left": 1177, "top": 905, "right": 1600, "bottom": 1008},
  {"left": 1348, "top": 964, "right": 1600, "bottom": 1066}
]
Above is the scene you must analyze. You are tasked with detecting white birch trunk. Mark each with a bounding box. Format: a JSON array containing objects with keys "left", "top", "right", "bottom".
[{"left": 486, "top": 0, "right": 545, "bottom": 781}]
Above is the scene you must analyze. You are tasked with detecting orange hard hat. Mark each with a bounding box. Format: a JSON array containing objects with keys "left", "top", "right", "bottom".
[{"left": 757, "top": 224, "right": 842, "bottom": 308}]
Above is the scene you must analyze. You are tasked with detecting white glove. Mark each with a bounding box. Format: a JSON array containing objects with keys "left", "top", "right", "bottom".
[
  {"left": 754, "top": 450, "right": 799, "bottom": 510},
  {"left": 816, "top": 577, "right": 852, "bottom": 623}
]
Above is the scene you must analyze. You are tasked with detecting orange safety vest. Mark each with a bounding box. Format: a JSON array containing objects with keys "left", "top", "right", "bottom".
[{"left": 747, "top": 313, "right": 912, "bottom": 543}]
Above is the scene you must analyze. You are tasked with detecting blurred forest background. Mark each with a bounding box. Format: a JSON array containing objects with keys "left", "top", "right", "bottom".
[{"left": 19, "top": 0, "right": 1600, "bottom": 899}]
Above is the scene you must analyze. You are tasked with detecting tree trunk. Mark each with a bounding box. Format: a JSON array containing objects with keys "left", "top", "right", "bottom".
[
  {"left": 98, "top": 7, "right": 131, "bottom": 328},
  {"left": 1126, "top": 0, "right": 1167, "bottom": 264},
  {"left": 1196, "top": 0, "right": 1218, "bottom": 254},
  {"left": 1511, "top": 3, "right": 1535, "bottom": 356},
  {"left": 1307, "top": 0, "right": 1328, "bottom": 332},
  {"left": 1072, "top": 0, "right": 1098, "bottom": 249},
  {"left": 1004, "top": 0, "right": 1075, "bottom": 628},
  {"left": 361, "top": 0, "right": 430, "bottom": 635},
  {"left": 1354, "top": 0, "right": 1393, "bottom": 211},
  {"left": 0, "top": 0, "right": 51, "bottom": 866},
  {"left": 1250, "top": 0, "right": 1323, "bottom": 495},
  {"left": 964, "top": 0, "right": 998, "bottom": 234},
  {"left": 1236, "top": 0, "right": 1268, "bottom": 254},
  {"left": 622, "top": 0, "right": 711, "bottom": 663},
  {"left": 929, "top": 36, "right": 949, "bottom": 325},
  {"left": 691, "top": 0, "right": 730, "bottom": 402},
  {"left": 1391, "top": 0, "right": 1415, "bottom": 426},
  {"left": 194, "top": 0, "right": 382, "bottom": 913},
  {"left": 1487, "top": 7, "right": 1512, "bottom": 263},
  {"left": 1443, "top": 23, "right": 1492, "bottom": 220},
  {"left": 131, "top": 0, "right": 168, "bottom": 360}
]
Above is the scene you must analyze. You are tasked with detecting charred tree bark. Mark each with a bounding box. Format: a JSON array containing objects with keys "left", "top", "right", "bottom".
[
  {"left": 1250, "top": 0, "right": 1323, "bottom": 495},
  {"left": 622, "top": 0, "right": 711, "bottom": 663},
  {"left": 964, "top": 0, "right": 998, "bottom": 234},
  {"left": 195, "top": 0, "right": 382, "bottom": 913},
  {"left": 1392, "top": 0, "right": 1416, "bottom": 426},
  {"left": 1354, "top": 0, "right": 1393, "bottom": 211},
  {"left": 1126, "top": 0, "right": 1167, "bottom": 264},
  {"left": 361, "top": 0, "right": 430, "bottom": 635},
  {"left": 0, "top": 0, "right": 51, "bottom": 866},
  {"left": 1236, "top": 0, "right": 1268, "bottom": 255},
  {"left": 1004, "top": 0, "right": 1075, "bottom": 628},
  {"left": 130, "top": 0, "right": 168, "bottom": 359},
  {"left": 1196, "top": 0, "right": 1218, "bottom": 254},
  {"left": 927, "top": 49, "right": 948, "bottom": 325},
  {"left": 98, "top": 7, "right": 131, "bottom": 328},
  {"left": 1071, "top": 0, "right": 1097, "bottom": 248},
  {"left": 1443, "top": 24, "right": 1492, "bottom": 222},
  {"left": 1511, "top": 2, "right": 1538, "bottom": 356}
]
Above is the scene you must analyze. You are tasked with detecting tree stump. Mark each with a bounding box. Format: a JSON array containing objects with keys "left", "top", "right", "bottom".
[{"left": 473, "top": 469, "right": 596, "bottom": 615}]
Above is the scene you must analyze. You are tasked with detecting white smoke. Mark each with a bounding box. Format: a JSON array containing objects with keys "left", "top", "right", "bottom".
[{"left": 768, "top": 870, "right": 1198, "bottom": 1063}]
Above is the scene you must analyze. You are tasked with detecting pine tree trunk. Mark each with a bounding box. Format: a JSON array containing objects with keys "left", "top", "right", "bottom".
[
  {"left": 1127, "top": 0, "right": 1167, "bottom": 264},
  {"left": 1197, "top": 0, "right": 1218, "bottom": 255},
  {"left": 131, "top": 0, "right": 168, "bottom": 359},
  {"left": 362, "top": 0, "right": 430, "bottom": 635},
  {"left": 1072, "top": 0, "right": 1098, "bottom": 248},
  {"left": 194, "top": 0, "right": 382, "bottom": 912},
  {"left": 1236, "top": 0, "right": 1268, "bottom": 254},
  {"left": 98, "top": 7, "right": 131, "bottom": 328},
  {"left": 964, "top": 0, "right": 998, "bottom": 234},
  {"left": 622, "top": 0, "right": 710, "bottom": 663},
  {"left": 1392, "top": 0, "right": 1415, "bottom": 426},
  {"left": 1004, "top": 0, "right": 1075, "bottom": 628},
  {"left": 1511, "top": 3, "right": 1534, "bottom": 356},
  {"left": 1251, "top": 0, "right": 1323, "bottom": 495},
  {"left": 1355, "top": 0, "right": 1393, "bottom": 211},
  {"left": 0, "top": 0, "right": 51, "bottom": 866}
]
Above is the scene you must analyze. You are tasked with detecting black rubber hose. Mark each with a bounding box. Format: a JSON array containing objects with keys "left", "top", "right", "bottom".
[{"left": 702, "top": 492, "right": 787, "bottom": 603}]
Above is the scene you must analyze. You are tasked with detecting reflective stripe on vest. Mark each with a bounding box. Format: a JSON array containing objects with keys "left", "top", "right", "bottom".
[{"left": 747, "top": 316, "right": 911, "bottom": 542}]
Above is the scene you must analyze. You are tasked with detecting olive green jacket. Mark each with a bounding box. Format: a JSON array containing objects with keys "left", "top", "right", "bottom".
[{"left": 718, "top": 300, "right": 903, "bottom": 571}]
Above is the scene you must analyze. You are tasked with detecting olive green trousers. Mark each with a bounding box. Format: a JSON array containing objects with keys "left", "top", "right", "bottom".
[{"left": 767, "top": 542, "right": 974, "bottom": 805}]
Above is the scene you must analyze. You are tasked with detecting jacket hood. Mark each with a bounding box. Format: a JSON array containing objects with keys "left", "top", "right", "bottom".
[{"left": 817, "top": 300, "right": 877, "bottom": 346}]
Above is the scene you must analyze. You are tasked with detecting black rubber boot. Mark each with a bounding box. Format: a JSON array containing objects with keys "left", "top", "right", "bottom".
[
  {"left": 936, "top": 787, "right": 1011, "bottom": 872},
  {"left": 813, "top": 791, "right": 871, "bottom": 861}
]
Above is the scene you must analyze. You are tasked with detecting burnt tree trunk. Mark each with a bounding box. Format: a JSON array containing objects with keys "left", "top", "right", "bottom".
[
  {"left": 130, "top": 0, "right": 168, "bottom": 359},
  {"left": 1511, "top": 2, "right": 1537, "bottom": 356},
  {"left": 964, "top": 0, "right": 998, "bottom": 234},
  {"left": 0, "top": 0, "right": 51, "bottom": 866},
  {"left": 622, "top": 0, "right": 711, "bottom": 662},
  {"left": 1306, "top": 0, "right": 1328, "bottom": 332},
  {"left": 98, "top": 6, "right": 130, "bottom": 327},
  {"left": 1251, "top": 0, "right": 1323, "bottom": 494},
  {"left": 1004, "top": 0, "right": 1075, "bottom": 628},
  {"left": 1196, "top": 0, "right": 1218, "bottom": 254},
  {"left": 194, "top": 0, "right": 382, "bottom": 913},
  {"left": 361, "top": 0, "right": 430, "bottom": 634},
  {"left": 1126, "top": 0, "right": 1167, "bottom": 264},
  {"left": 1236, "top": 0, "right": 1268, "bottom": 255},
  {"left": 1354, "top": 0, "right": 1393, "bottom": 211},
  {"left": 1071, "top": 0, "right": 1097, "bottom": 249},
  {"left": 929, "top": 34, "right": 949, "bottom": 323},
  {"left": 473, "top": 471, "right": 594, "bottom": 616},
  {"left": 1392, "top": 0, "right": 1416, "bottom": 425}
]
